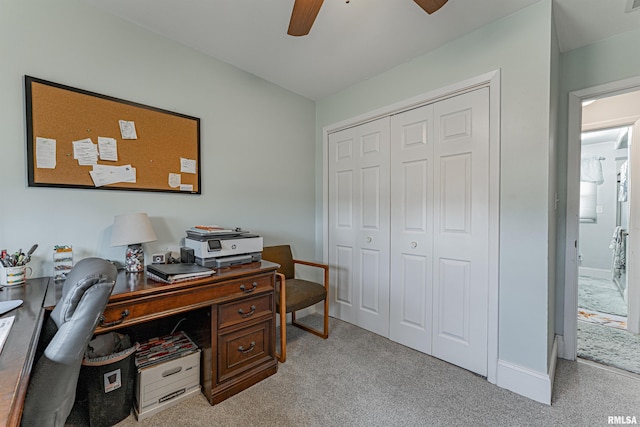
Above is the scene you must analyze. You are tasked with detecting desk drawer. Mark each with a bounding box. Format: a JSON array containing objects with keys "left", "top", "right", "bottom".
[
  {"left": 213, "top": 274, "right": 273, "bottom": 303},
  {"left": 217, "top": 319, "right": 273, "bottom": 383},
  {"left": 97, "top": 273, "right": 274, "bottom": 331},
  {"left": 218, "top": 294, "right": 273, "bottom": 330}
]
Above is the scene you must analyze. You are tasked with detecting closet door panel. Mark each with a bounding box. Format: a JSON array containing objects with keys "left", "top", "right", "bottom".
[
  {"left": 329, "top": 130, "right": 357, "bottom": 322},
  {"left": 403, "top": 160, "right": 429, "bottom": 230},
  {"left": 360, "top": 248, "right": 382, "bottom": 313},
  {"left": 432, "top": 88, "right": 490, "bottom": 376},
  {"left": 437, "top": 258, "right": 470, "bottom": 340},
  {"left": 389, "top": 104, "right": 434, "bottom": 353},
  {"left": 361, "top": 166, "right": 382, "bottom": 229},
  {"left": 440, "top": 154, "right": 471, "bottom": 235},
  {"left": 336, "top": 170, "right": 354, "bottom": 229},
  {"left": 356, "top": 121, "right": 390, "bottom": 336},
  {"left": 333, "top": 245, "right": 355, "bottom": 322},
  {"left": 328, "top": 117, "right": 390, "bottom": 336},
  {"left": 394, "top": 253, "right": 430, "bottom": 339}
]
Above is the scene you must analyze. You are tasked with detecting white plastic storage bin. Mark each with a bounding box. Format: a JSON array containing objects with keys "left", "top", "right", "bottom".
[{"left": 134, "top": 332, "right": 201, "bottom": 421}]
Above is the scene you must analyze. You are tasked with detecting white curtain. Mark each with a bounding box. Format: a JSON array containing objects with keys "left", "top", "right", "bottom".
[
  {"left": 581, "top": 157, "right": 604, "bottom": 185},
  {"left": 580, "top": 181, "right": 597, "bottom": 222}
]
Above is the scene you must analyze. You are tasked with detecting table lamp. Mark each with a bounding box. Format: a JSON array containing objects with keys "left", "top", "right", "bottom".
[{"left": 111, "top": 212, "right": 157, "bottom": 273}]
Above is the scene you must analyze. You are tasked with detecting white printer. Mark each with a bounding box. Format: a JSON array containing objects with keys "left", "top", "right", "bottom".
[{"left": 184, "top": 227, "right": 262, "bottom": 268}]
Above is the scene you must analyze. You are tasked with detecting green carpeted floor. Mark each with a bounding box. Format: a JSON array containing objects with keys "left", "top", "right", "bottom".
[
  {"left": 577, "top": 275, "right": 640, "bottom": 375},
  {"left": 577, "top": 320, "right": 640, "bottom": 374},
  {"left": 578, "top": 275, "right": 627, "bottom": 317}
]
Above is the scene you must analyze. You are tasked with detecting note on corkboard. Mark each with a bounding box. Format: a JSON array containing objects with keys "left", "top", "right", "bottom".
[{"left": 25, "top": 76, "right": 201, "bottom": 194}]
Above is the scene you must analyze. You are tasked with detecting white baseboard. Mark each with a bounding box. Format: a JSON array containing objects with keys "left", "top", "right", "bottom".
[{"left": 496, "top": 336, "right": 558, "bottom": 405}]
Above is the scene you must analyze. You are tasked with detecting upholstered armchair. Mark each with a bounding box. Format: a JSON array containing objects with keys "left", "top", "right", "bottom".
[{"left": 261, "top": 245, "right": 329, "bottom": 362}]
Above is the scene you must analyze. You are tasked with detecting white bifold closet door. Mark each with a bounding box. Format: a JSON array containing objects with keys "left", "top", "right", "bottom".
[
  {"left": 328, "top": 117, "right": 391, "bottom": 337},
  {"left": 328, "top": 87, "right": 490, "bottom": 376},
  {"left": 388, "top": 102, "right": 435, "bottom": 355},
  {"left": 389, "top": 87, "right": 490, "bottom": 376}
]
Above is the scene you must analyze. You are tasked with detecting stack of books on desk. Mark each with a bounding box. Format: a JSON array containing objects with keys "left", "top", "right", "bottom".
[
  {"left": 135, "top": 331, "right": 199, "bottom": 369},
  {"left": 146, "top": 263, "right": 214, "bottom": 284}
]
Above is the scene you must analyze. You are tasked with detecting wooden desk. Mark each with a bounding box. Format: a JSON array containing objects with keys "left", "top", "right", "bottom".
[
  {"left": 49, "top": 261, "right": 279, "bottom": 405},
  {"left": 1, "top": 261, "right": 278, "bottom": 426},
  {"left": 0, "top": 277, "right": 49, "bottom": 427}
]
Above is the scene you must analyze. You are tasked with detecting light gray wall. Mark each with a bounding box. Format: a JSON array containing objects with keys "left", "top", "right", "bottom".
[
  {"left": 0, "top": 0, "right": 317, "bottom": 276},
  {"left": 316, "top": 1, "right": 555, "bottom": 373},
  {"left": 556, "top": 26, "right": 640, "bottom": 335}
]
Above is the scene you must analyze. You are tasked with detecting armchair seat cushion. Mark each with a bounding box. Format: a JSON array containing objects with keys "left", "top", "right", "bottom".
[{"left": 277, "top": 278, "right": 327, "bottom": 313}]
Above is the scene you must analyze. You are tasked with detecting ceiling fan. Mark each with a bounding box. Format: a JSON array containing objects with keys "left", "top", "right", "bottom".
[{"left": 288, "top": 0, "right": 449, "bottom": 36}]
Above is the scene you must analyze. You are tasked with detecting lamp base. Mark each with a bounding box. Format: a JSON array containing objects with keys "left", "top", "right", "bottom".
[{"left": 125, "top": 244, "right": 145, "bottom": 273}]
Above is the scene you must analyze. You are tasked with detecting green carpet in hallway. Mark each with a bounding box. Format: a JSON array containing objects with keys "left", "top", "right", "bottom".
[
  {"left": 578, "top": 275, "right": 639, "bottom": 375},
  {"left": 578, "top": 275, "right": 626, "bottom": 317}
]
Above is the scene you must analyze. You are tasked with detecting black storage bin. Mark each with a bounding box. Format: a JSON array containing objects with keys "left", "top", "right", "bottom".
[{"left": 76, "top": 333, "right": 138, "bottom": 427}]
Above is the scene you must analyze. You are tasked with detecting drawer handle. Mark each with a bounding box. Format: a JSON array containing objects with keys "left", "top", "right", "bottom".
[
  {"left": 162, "top": 366, "right": 182, "bottom": 377},
  {"left": 239, "top": 282, "right": 258, "bottom": 293},
  {"left": 98, "top": 309, "right": 130, "bottom": 327},
  {"left": 238, "top": 341, "right": 256, "bottom": 354},
  {"left": 238, "top": 305, "right": 256, "bottom": 318}
]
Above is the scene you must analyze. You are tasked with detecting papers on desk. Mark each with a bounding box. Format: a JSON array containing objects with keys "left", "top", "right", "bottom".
[
  {"left": 0, "top": 316, "right": 15, "bottom": 354},
  {"left": 0, "top": 300, "right": 23, "bottom": 315}
]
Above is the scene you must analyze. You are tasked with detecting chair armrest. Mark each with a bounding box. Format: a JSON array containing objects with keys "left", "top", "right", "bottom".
[
  {"left": 293, "top": 259, "right": 328, "bottom": 270},
  {"left": 275, "top": 272, "right": 286, "bottom": 289},
  {"left": 275, "top": 273, "right": 287, "bottom": 308},
  {"left": 292, "top": 259, "right": 329, "bottom": 290}
]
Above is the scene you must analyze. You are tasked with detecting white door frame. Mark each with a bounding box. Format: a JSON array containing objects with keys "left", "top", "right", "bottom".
[
  {"left": 322, "top": 69, "right": 501, "bottom": 383},
  {"left": 563, "top": 75, "right": 640, "bottom": 360}
]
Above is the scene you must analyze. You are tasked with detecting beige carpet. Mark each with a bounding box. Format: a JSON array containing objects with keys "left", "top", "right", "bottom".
[{"left": 67, "top": 315, "right": 640, "bottom": 426}]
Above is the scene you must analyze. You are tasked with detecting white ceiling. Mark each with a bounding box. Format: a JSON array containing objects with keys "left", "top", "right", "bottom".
[
  {"left": 581, "top": 126, "right": 628, "bottom": 146},
  {"left": 82, "top": 0, "right": 640, "bottom": 100}
]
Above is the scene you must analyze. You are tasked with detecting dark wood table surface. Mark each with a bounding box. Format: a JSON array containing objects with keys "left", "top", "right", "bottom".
[
  {"left": 0, "top": 277, "right": 49, "bottom": 427},
  {"left": 46, "top": 260, "right": 279, "bottom": 311}
]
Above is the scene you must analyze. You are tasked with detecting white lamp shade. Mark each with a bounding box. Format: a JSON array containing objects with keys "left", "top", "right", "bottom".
[{"left": 111, "top": 213, "right": 157, "bottom": 246}]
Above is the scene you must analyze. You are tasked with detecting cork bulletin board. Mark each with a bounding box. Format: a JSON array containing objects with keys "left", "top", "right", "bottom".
[{"left": 25, "top": 76, "right": 201, "bottom": 194}]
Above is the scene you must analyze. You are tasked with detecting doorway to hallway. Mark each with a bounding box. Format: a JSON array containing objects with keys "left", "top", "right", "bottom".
[{"left": 570, "top": 89, "right": 640, "bottom": 375}]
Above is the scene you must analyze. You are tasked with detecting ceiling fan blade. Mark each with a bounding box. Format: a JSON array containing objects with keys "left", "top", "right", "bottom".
[
  {"left": 288, "top": 0, "right": 324, "bottom": 36},
  {"left": 413, "top": 0, "right": 448, "bottom": 14}
]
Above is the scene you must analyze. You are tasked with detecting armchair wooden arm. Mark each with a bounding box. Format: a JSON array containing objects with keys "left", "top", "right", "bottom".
[{"left": 262, "top": 245, "right": 329, "bottom": 363}]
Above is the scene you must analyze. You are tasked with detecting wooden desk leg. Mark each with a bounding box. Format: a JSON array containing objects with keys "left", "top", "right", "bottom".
[{"left": 276, "top": 273, "right": 286, "bottom": 363}]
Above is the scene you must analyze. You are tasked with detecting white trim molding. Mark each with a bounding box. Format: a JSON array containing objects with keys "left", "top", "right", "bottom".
[
  {"left": 496, "top": 336, "right": 559, "bottom": 405},
  {"left": 563, "top": 74, "right": 640, "bottom": 359}
]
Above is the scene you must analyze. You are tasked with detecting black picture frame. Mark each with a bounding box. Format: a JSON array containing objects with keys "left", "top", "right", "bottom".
[{"left": 25, "top": 76, "right": 201, "bottom": 194}]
